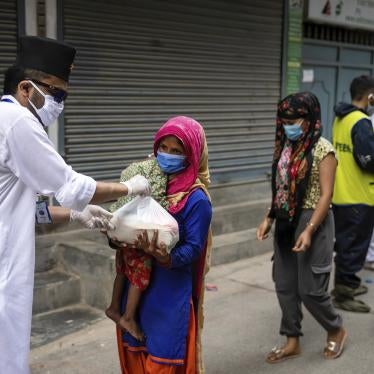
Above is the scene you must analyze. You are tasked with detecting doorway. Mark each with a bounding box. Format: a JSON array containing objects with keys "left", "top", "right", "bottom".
[{"left": 301, "top": 40, "right": 374, "bottom": 140}]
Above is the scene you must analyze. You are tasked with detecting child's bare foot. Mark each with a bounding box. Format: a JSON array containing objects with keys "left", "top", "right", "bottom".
[
  {"left": 119, "top": 315, "right": 144, "bottom": 341},
  {"left": 105, "top": 307, "right": 121, "bottom": 324}
]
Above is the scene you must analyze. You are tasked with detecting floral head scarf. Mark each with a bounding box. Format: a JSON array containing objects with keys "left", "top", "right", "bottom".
[{"left": 269, "top": 92, "right": 322, "bottom": 222}]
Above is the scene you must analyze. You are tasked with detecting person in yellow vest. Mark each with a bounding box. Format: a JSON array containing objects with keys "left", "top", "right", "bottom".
[{"left": 331, "top": 75, "right": 374, "bottom": 313}]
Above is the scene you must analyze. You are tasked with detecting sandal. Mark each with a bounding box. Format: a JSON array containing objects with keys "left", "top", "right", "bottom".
[
  {"left": 333, "top": 298, "right": 371, "bottom": 313},
  {"left": 324, "top": 330, "right": 348, "bottom": 359},
  {"left": 266, "top": 346, "right": 301, "bottom": 364}
]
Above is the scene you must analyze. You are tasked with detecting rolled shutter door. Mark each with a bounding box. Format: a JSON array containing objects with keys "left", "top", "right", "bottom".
[
  {"left": 63, "top": 0, "right": 283, "bottom": 182},
  {"left": 0, "top": 0, "right": 18, "bottom": 87}
]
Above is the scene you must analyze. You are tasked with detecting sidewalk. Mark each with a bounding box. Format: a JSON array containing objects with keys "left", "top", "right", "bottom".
[{"left": 30, "top": 249, "right": 374, "bottom": 374}]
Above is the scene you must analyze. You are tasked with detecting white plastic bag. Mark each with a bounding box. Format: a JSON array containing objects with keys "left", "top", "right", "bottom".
[{"left": 107, "top": 196, "right": 179, "bottom": 253}]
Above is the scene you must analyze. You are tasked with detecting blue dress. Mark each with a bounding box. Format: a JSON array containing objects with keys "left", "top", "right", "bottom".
[{"left": 119, "top": 188, "right": 212, "bottom": 365}]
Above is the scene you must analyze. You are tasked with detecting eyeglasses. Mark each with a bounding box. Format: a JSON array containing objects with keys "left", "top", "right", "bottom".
[{"left": 28, "top": 79, "right": 68, "bottom": 103}]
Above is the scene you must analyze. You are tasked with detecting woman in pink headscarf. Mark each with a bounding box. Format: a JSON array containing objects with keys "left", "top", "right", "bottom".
[{"left": 116, "top": 116, "right": 212, "bottom": 374}]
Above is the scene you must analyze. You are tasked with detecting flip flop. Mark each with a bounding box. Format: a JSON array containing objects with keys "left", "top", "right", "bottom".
[
  {"left": 266, "top": 346, "right": 301, "bottom": 364},
  {"left": 333, "top": 298, "right": 371, "bottom": 313},
  {"left": 324, "top": 330, "right": 348, "bottom": 359}
]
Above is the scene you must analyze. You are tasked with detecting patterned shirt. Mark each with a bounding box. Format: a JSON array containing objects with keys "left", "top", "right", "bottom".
[
  {"left": 302, "top": 137, "right": 336, "bottom": 209},
  {"left": 110, "top": 158, "right": 168, "bottom": 212}
]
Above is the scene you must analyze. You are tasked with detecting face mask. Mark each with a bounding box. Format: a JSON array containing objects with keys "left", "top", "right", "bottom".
[
  {"left": 283, "top": 122, "right": 304, "bottom": 141},
  {"left": 27, "top": 80, "right": 64, "bottom": 127},
  {"left": 157, "top": 151, "right": 187, "bottom": 174}
]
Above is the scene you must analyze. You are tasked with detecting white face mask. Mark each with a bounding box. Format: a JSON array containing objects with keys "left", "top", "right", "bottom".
[{"left": 27, "top": 80, "right": 64, "bottom": 127}]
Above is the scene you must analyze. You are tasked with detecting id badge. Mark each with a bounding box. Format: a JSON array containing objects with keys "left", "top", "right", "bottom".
[{"left": 36, "top": 200, "right": 52, "bottom": 224}]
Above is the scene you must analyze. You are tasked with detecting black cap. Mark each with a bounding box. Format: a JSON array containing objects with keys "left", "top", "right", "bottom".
[{"left": 16, "top": 36, "right": 76, "bottom": 82}]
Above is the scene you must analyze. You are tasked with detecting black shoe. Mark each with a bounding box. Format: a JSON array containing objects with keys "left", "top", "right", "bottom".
[
  {"left": 333, "top": 297, "right": 371, "bottom": 313},
  {"left": 331, "top": 284, "right": 368, "bottom": 299}
]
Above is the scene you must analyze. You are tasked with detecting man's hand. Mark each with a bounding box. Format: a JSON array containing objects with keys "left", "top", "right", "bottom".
[
  {"left": 121, "top": 175, "right": 151, "bottom": 196},
  {"left": 70, "top": 205, "right": 115, "bottom": 230}
]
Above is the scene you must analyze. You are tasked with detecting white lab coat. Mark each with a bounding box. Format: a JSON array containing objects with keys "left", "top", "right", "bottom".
[{"left": 0, "top": 95, "right": 96, "bottom": 373}]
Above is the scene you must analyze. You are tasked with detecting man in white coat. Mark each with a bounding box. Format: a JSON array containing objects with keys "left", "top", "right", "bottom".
[{"left": 0, "top": 36, "right": 150, "bottom": 373}]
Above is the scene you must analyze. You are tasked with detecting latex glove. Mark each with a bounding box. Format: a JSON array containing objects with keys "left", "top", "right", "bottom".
[
  {"left": 121, "top": 174, "right": 151, "bottom": 196},
  {"left": 70, "top": 205, "right": 115, "bottom": 230}
]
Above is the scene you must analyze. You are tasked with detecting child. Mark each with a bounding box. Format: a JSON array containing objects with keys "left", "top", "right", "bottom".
[{"left": 105, "top": 158, "right": 168, "bottom": 341}]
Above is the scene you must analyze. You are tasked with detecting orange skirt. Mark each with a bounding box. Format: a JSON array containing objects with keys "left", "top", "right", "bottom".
[{"left": 117, "top": 302, "right": 196, "bottom": 374}]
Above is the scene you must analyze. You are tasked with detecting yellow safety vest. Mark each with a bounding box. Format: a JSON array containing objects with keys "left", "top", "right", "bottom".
[{"left": 332, "top": 110, "right": 374, "bottom": 206}]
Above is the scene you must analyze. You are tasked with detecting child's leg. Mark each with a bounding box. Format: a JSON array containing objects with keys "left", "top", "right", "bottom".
[
  {"left": 105, "top": 273, "right": 125, "bottom": 324},
  {"left": 119, "top": 284, "right": 144, "bottom": 341},
  {"left": 119, "top": 249, "right": 151, "bottom": 341}
]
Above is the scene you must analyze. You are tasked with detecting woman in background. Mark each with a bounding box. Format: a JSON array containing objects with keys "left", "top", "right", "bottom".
[{"left": 257, "top": 92, "right": 347, "bottom": 363}]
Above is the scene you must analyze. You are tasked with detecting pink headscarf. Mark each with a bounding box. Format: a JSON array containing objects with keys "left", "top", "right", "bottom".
[{"left": 153, "top": 116, "right": 210, "bottom": 214}]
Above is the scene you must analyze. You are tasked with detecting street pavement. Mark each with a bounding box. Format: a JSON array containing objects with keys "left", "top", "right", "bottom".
[{"left": 30, "top": 247, "right": 374, "bottom": 374}]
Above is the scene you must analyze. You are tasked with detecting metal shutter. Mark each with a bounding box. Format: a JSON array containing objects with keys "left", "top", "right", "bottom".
[
  {"left": 63, "top": 0, "right": 283, "bottom": 183},
  {"left": 0, "top": 0, "right": 18, "bottom": 87}
]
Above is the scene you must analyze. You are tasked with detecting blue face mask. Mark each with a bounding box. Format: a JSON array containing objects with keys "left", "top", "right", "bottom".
[
  {"left": 283, "top": 123, "right": 303, "bottom": 141},
  {"left": 156, "top": 152, "right": 187, "bottom": 174}
]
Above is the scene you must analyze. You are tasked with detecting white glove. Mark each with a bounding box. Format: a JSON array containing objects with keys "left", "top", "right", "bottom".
[
  {"left": 70, "top": 205, "right": 115, "bottom": 230},
  {"left": 121, "top": 174, "right": 151, "bottom": 196}
]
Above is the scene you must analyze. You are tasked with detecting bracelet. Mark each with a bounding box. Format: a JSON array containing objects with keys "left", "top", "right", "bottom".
[{"left": 306, "top": 221, "right": 317, "bottom": 232}]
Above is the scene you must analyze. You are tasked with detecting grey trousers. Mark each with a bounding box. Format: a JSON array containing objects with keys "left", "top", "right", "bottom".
[{"left": 273, "top": 210, "right": 342, "bottom": 337}]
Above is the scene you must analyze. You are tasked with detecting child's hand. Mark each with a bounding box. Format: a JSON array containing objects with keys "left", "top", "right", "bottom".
[
  {"left": 108, "top": 235, "right": 128, "bottom": 250},
  {"left": 135, "top": 230, "right": 170, "bottom": 265}
]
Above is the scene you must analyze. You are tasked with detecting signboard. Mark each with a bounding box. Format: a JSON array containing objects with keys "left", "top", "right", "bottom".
[
  {"left": 285, "top": 0, "right": 303, "bottom": 95},
  {"left": 307, "top": 0, "right": 374, "bottom": 31},
  {"left": 302, "top": 69, "right": 314, "bottom": 82}
]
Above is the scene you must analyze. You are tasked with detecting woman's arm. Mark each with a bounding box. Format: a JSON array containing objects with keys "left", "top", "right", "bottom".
[
  {"left": 256, "top": 210, "right": 274, "bottom": 240},
  {"left": 293, "top": 153, "right": 337, "bottom": 252},
  {"left": 169, "top": 199, "right": 212, "bottom": 268}
]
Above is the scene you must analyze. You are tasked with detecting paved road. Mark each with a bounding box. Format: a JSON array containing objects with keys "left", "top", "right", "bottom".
[{"left": 30, "top": 249, "right": 374, "bottom": 373}]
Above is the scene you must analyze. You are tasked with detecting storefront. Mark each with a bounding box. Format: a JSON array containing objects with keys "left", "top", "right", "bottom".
[
  {"left": 62, "top": 0, "right": 284, "bottom": 184},
  {"left": 301, "top": 0, "right": 374, "bottom": 139}
]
